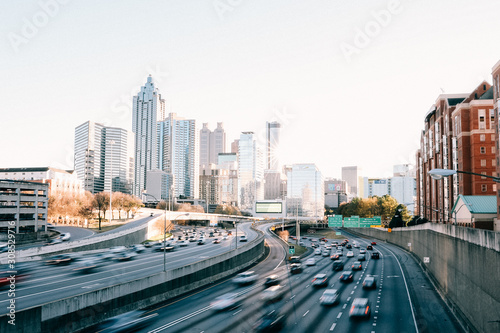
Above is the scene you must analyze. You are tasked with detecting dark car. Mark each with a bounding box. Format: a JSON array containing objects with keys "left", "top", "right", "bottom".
[
  {"left": 357, "top": 254, "right": 366, "bottom": 261},
  {"left": 253, "top": 311, "right": 285, "bottom": 332},
  {"left": 363, "top": 275, "right": 377, "bottom": 289},
  {"left": 290, "top": 263, "right": 302, "bottom": 274},
  {"left": 332, "top": 260, "right": 344, "bottom": 271},
  {"left": 366, "top": 245, "right": 373, "bottom": 250},
  {"left": 45, "top": 254, "right": 75, "bottom": 266},
  {"left": 312, "top": 274, "right": 329, "bottom": 288},
  {"left": 371, "top": 252, "right": 380, "bottom": 259},
  {"left": 352, "top": 261, "right": 362, "bottom": 270},
  {"left": 0, "top": 266, "right": 29, "bottom": 289},
  {"left": 339, "top": 271, "right": 354, "bottom": 282},
  {"left": 330, "top": 254, "right": 340, "bottom": 261},
  {"left": 264, "top": 274, "right": 280, "bottom": 287},
  {"left": 98, "top": 310, "right": 158, "bottom": 332},
  {"left": 371, "top": 241, "right": 377, "bottom": 245},
  {"left": 346, "top": 244, "right": 352, "bottom": 249}
]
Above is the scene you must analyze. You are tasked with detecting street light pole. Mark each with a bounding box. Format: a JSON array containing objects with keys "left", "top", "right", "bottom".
[{"left": 109, "top": 140, "right": 115, "bottom": 224}]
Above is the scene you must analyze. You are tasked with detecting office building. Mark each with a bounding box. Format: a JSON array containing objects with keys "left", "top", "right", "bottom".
[
  {"left": 286, "top": 164, "right": 324, "bottom": 218},
  {"left": 266, "top": 121, "right": 281, "bottom": 170},
  {"left": 144, "top": 169, "right": 173, "bottom": 204},
  {"left": 132, "top": 75, "right": 166, "bottom": 196},
  {"left": 157, "top": 113, "right": 198, "bottom": 199},
  {"left": 238, "top": 132, "right": 264, "bottom": 212},
  {"left": 74, "top": 121, "right": 134, "bottom": 194},
  {"left": 324, "top": 178, "right": 348, "bottom": 209},
  {"left": 200, "top": 122, "right": 226, "bottom": 170},
  {"left": 342, "top": 166, "right": 363, "bottom": 198}
]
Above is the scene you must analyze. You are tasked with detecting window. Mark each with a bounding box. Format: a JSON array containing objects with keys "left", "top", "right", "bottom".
[
  {"left": 481, "top": 159, "right": 486, "bottom": 167},
  {"left": 480, "top": 147, "right": 486, "bottom": 154},
  {"left": 492, "top": 134, "right": 496, "bottom": 142},
  {"left": 481, "top": 184, "right": 487, "bottom": 192},
  {"left": 480, "top": 134, "right": 485, "bottom": 142},
  {"left": 492, "top": 147, "right": 496, "bottom": 154},
  {"left": 481, "top": 172, "right": 487, "bottom": 179},
  {"left": 493, "top": 159, "right": 496, "bottom": 167},
  {"left": 479, "top": 109, "right": 486, "bottom": 129},
  {"left": 490, "top": 109, "right": 495, "bottom": 123}
]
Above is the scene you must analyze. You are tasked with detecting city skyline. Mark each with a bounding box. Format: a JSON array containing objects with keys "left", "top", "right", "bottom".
[{"left": 3, "top": 1, "right": 500, "bottom": 179}]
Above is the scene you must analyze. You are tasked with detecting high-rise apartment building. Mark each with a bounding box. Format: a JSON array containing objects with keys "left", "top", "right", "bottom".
[
  {"left": 492, "top": 60, "right": 500, "bottom": 225},
  {"left": 286, "top": 164, "right": 324, "bottom": 218},
  {"left": 238, "top": 132, "right": 264, "bottom": 212},
  {"left": 266, "top": 121, "right": 281, "bottom": 170},
  {"left": 199, "top": 122, "right": 226, "bottom": 169},
  {"left": 132, "top": 75, "right": 165, "bottom": 196},
  {"left": 74, "top": 121, "right": 134, "bottom": 194},
  {"left": 157, "top": 113, "right": 198, "bottom": 199},
  {"left": 416, "top": 81, "right": 495, "bottom": 224}
]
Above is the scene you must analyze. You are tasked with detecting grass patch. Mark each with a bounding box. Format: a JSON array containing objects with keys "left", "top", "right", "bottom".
[
  {"left": 287, "top": 242, "right": 307, "bottom": 257},
  {"left": 302, "top": 229, "right": 346, "bottom": 239},
  {"left": 88, "top": 225, "right": 123, "bottom": 233},
  {"left": 145, "top": 233, "right": 173, "bottom": 242}
]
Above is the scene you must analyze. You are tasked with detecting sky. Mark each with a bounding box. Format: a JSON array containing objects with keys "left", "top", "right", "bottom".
[{"left": 2, "top": 0, "right": 500, "bottom": 179}]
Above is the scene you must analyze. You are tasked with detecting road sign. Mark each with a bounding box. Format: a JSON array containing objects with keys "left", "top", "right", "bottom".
[
  {"left": 360, "top": 216, "right": 382, "bottom": 227},
  {"left": 335, "top": 232, "right": 341, "bottom": 235},
  {"left": 289, "top": 246, "right": 295, "bottom": 255},
  {"left": 328, "top": 215, "right": 343, "bottom": 227},
  {"left": 344, "top": 216, "right": 359, "bottom": 227},
  {"left": 423, "top": 257, "right": 430, "bottom": 263}
]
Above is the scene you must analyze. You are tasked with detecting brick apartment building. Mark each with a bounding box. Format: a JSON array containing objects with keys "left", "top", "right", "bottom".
[{"left": 416, "top": 81, "right": 496, "bottom": 227}]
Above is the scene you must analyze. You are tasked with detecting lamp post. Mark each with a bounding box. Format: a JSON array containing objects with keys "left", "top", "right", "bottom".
[
  {"left": 429, "top": 168, "right": 500, "bottom": 182},
  {"left": 233, "top": 221, "right": 238, "bottom": 250},
  {"left": 142, "top": 192, "right": 189, "bottom": 272}
]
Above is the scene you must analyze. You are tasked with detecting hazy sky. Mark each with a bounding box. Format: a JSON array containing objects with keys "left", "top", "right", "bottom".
[{"left": 2, "top": 0, "right": 500, "bottom": 179}]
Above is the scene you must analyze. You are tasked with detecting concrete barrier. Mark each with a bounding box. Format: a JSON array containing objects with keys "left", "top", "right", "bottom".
[
  {"left": 0, "top": 229, "right": 265, "bottom": 333},
  {"left": 345, "top": 224, "right": 500, "bottom": 333}
]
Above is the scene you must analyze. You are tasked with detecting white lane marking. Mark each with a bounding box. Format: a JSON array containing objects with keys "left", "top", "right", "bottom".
[
  {"left": 342, "top": 304, "right": 347, "bottom": 309},
  {"left": 337, "top": 312, "right": 342, "bottom": 319},
  {"left": 233, "top": 309, "right": 242, "bottom": 316},
  {"left": 303, "top": 310, "right": 310, "bottom": 317},
  {"left": 350, "top": 291, "right": 354, "bottom": 295},
  {"left": 330, "top": 323, "right": 337, "bottom": 331}
]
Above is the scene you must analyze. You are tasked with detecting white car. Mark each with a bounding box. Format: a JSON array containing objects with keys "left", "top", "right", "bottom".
[
  {"left": 60, "top": 233, "right": 71, "bottom": 241},
  {"left": 178, "top": 240, "right": 189, "bottom": 247},
  {"left": 314, "top": 249, "right": 322, "bottom": 255},
  {"left": 346, "top": 251, "right": 354, "bottom": 258},
  {"left": 305, "top": 258, "right": 316, "bottom": 266},
  {"left": 210, "top": 293, "right": 241, "bottom": 311},
  {"left": 261, "top": 285, "right": 285, "bottom": 303},
  {"left": 233, "top": 271, "right": 258, "bottom": 285},
  {"left": 239, "top": 235, "right": 248, "bottom": 242},
  {"left": 360, "top": 249, "right": 367, "bottom": 254},
  {"left": 353, "top": 243, "right": 360, "bottom": 248},
  {"left": 322, "top": 250, "right": 330, "bottom": 257}
]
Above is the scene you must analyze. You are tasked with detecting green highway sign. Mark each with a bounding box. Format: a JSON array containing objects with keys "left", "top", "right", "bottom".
[
  {"left": 336, "top": 232, "right": 341, "bottom": 235},
  {"left": 328, "top": 215, "right": 343, "bottom": 227},
  {"left": 344, "top": 216, "right": 359, "bottom": 227},
  {"left": 289, "top": 245, "right": 295, "bottom": 255},
  {"left": 359, "top": 216, "right": 382, "bottom": 227}
]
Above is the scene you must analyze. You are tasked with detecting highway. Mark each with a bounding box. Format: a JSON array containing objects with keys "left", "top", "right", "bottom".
[
  {"left": 0, "top": 223, "right": 258, "bottom": 316},
  {"left": 115, "top": 225, "right": 463, "bottom": 333}
]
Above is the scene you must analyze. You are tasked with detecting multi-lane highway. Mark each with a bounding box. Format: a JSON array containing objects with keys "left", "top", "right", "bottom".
[
  {"left": 0, "top": 223, "right": 258, "bottom": 316},
  {"left": 116, "top": 225, "right": 463, "bottom": 333}
]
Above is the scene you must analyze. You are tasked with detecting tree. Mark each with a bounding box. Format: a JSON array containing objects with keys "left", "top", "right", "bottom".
[{"left": 93, "top": 192, "right": 109, "bottom": 230}]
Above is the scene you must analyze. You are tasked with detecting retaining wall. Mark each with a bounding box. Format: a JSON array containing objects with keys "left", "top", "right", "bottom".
[
  {"left": 345, "top": 224, "right": 500, "bottom": 333},
  {"left": 0, "top": 230, "right": 265, "bottom": 333}
]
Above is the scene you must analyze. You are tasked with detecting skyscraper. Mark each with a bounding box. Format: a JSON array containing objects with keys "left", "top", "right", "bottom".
[
  {"left": 266, "top": 121, "right": 281, "bottom": 170},
  {"left": 157, "top": 113, "right": 198, "bottom": 199},
  {"left": 74, "top": 121, "right": 134, "bottom": 194},
  {"left": 287, "top": 164, "right": 324, "bottom": 217},
  {"left": 342, "top": 166, "right": 362, "bottom": 198},
  {"left": 238, "top": 132, "right": 264, "bottom": 212},
  {"left": 132, "top": 75, "right": 165, "bottom": 196},
  {"left": 199, "top": 122, "right": 226, "bottom": 169}
]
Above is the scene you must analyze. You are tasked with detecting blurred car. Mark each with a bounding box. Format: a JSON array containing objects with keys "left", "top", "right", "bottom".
[
  {"left": 335, "top": 251, "right": 343, "bottom": 257},
  {"left": 371, "top": 241, "right": 377, "bottom": 245},
  {"left": 346, "top": 251, "right": 354, "bottom": 258},
  {"left": 97, "top": 310, "right": 158, "bottom": 333},
  {"left": 367, "top": 245, "right": 373, "bottom": 250},
  {"left": 330, "top": 254, "right": 340, "bottom": 261},
  {"left": 253, "top": 311, "right": 285, "bottom": 333},
  {"left": 178, "top": 240, "right": 189, "bottom": 247},
  {"left": 289, "top": 256, "right": 301, "bottom": 263},
  {"left": 312, "top": 273, "right": 328, "bottom": 288},
  {"left": 332, "top": 260, "right": 344, "bottom": 271},
  {"left": 0, "top": 244, "right": 8, "bottom": 253},
  {"left": 73, "top": 258, "right": 100, "bottom": 274},
  {"left": 299, "top": 241, "right": 305, "bottom": 246},
  {"left": 131, "top": 244, "right": 146, "bottom": 253},
  {"left": 261, "top": 285, "right": 285, "bottom": 303},
  {"left": 353, "top": 242, "right": 360, "bottom": 248},
  {"left": 339, "top": 271, "right": 354, "bottom": 282},
  {"left": 357, "top": 254, "right": 366, "bottom": 261},
  {"left": 311, "top": 243, "right": 318, "bottom": 248},
  {"left": 313, "top": 248, "right": 321, "bottom": 255},
  {"left": 210, "top": 293, "right": 241, "bottom": 311},
  {"left": 290, "top": 263, "right": 302, "bottom": 274},
  {"left": 60, "top": 233, "right": 71, "bottom": 241},
  {"left": 222, "top": 235, "right": 228, "bottom": 240},
  {"left": 44, "top": 238, "right": 63, "bottom": 246},
  {"left": 46, "top": 223, "right": 56, "bottom": 229},
  {"left": 320, "top": 289, "right": 340, "bottom": 306},
  {"left": 212, "top": 238, "right": 220, "bottom": 244},
  {"left": 363, "top": 275, "right": 377, "bottom": 289},
  {"left": 352, "top": 261, "right": 362, "bottom": 270},
  {"left": 110, "top": 246, "right": 127, "bottom": 253},
  {"left": 322, "top": 250, "right": 330, "bottom": 257},
  {"left": 346, "top": 244, "right": 352, "bottom": 249},
  {"left": 94, "top": 252, "right": 115, "bottom": 262},
  {"left": 152, "top": 242, "right": 175, "bottom": 252},
  {"left": 143, "top": 241, "right": 154, "bottom": 248},
  {"left": 197, "top": 238, "right": 206, "bottom": 245},
  {"left": 289, "top": 236, "right": 296, "bottom": 240},
  {"left": 113, "top": 251, "right": 136, "bottom": 261},
  {"left": 45, "top": 254, "right": 75, "bottom": 266},
  {"left": 233, "top": 271, "right": 258, "bottom": 285},
  {"left": 319, "top": 237, "right": 327, "bottom": 242},
  {"left": 371, "top": 252, "right": 380, "bottom": 259},
  {"left": 239, "top": 235, "right": 248, "bottom": 242},
  {"left": 302, "top": 236, "right": 308, "bottom": 240},
  {"left": 349, "top": 298, "right": 371, "bottom": 319},
  {"left": 264, "top": 274, "right": 280, "bottom": 287},
  {"left": 0, "top": 269, "right": 28, "bottom": 289},
  {"left": 305, "top": 258, "right": 316, "bottom": 266},
  {"left": 360, "top": 249, "right": 367, "bottom": 254}
]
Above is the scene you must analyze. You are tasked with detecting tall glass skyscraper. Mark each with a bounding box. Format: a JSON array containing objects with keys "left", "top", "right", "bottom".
[
  {"left": 157, "top": 113, "right": 198, "bottom": 199},
  {"left": 74, "top": 121, "right": 134, "bottom": 194},
  {"left": 199, "top": 122, "right": 226, "bottom": 169},
  {"left": 286, "top": 164, "right": 324, "bottom": 218},
  {"left": 238, "top": 132, "right": 264, "bottom": 212},
  {"left": 132, "top": 75, "right": 165, "bottom": 196},
  {"left": 266, "top": 121, "right": 281, "bottom": 171}
]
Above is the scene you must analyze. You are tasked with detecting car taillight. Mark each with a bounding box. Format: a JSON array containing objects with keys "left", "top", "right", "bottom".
[
  {"left": 365, "top": 306, "right": 370, "bottom": 314},
  {"left": 312, "top": 278, "right": 316, "bottom": 282}
]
